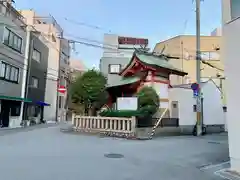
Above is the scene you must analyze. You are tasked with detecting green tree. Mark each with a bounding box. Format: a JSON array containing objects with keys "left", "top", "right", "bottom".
[
  {"left": 70, "top": 69, "right": 109, "bottom": 115},
  {"left": 136, "top": 86, "right": 159, "bottom": 117}
]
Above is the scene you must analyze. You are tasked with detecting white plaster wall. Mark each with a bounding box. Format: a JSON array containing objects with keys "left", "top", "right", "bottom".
[
  {"left": 201, "top": 81, "right": 224, "bottom": 125},
  {"left": 169, "top": 81, "right": 224, "bottom": 126},
  {"left": 44, "top": 79, "right": 57, "bottom": 121},
  {"left": 223, "top": 15, "right": 240, "bottom": 172},
  {"left": 169, "top": 88, "right": 195, "bottom": 126},
  {"left": 153, "top": 83, "right": 169, "bottom": 108}
]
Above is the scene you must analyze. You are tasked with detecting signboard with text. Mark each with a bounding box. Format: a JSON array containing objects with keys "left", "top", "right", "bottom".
[{"left": 118, "top": 36, "right": 148, "bottom": 46}]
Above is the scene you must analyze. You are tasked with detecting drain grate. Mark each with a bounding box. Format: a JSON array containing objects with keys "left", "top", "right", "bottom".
[
  {"left": 208, "top": 141, "right": 221, "bottom": 144},
  {"left": 104, "top": 153, "right": 124, "bottom": 159}
]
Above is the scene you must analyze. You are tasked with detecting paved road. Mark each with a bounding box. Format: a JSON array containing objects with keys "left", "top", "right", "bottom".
[{"left": 0, "top": 126, "right": 229, "bottom": 180}]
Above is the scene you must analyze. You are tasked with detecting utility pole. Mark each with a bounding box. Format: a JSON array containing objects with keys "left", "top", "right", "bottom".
[{"left": 195, "top": 0, "right": 202, "bottom": 136}]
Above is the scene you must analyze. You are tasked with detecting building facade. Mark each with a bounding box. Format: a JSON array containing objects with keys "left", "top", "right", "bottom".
[
  {"left": 20, "top": 10, "right": 70, "bottom": 122},
  {"left": 222, "top": 0, "right": 240, "bottom": 173},
  {"left": 23, "top": 31, "right": 49, "bottom": 124},
  {"left": 0, "top": 1, "right": 27, "bottom": 127},
  {"left": 100, "top": 34, "right": 149, "bottom": 86},
  {"left": 69, "top": 58, "right": 87, "bottom": 81},
  {"left": 153, "top": 35, "right": 223, "bottom": 87},
  {"left": 211, "top": 27, "right": 222, "bottom": 36}
]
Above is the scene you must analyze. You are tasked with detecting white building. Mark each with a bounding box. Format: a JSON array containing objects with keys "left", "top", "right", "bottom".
[
  {"left": 100, "top": 34, "right": 149, "bottom": 86},
  {"left": 169, "top": 79, "right": 225, "bottom": 134},
  {"left": 222, "top": 0, "right": 240, "bottom": 172}
]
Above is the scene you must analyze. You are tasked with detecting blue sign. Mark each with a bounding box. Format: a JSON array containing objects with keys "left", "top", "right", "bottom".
[{"left": 193, "top": 89, "right": 199, "bottom": 97}]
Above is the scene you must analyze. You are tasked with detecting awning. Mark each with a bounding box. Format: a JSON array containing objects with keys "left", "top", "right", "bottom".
[
  {"left": 0, "top": 95, "right": 32, "bottom": 102},
  {"left": 35, "top": 101, "right": 50, "bottom": 106}
]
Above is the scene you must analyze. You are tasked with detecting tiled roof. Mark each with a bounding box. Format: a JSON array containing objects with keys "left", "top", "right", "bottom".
[
  {"left": 106, "top": 76, "right": 140, "bottom": 88},
  {"left": 135, "top": 52, "right": 187, "bottom": 75}
]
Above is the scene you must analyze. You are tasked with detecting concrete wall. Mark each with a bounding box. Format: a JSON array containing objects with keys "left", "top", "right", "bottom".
[
  {"left": 0, "top": 8, "right": 26, "bottom": 98},
  {"left": 103, "top": 34, "right": 141, "bottom": 58},
  {"left": 169, "top": 80, "right": 224, "bottom": 127},
  {"left": 222, "top": 15, "right": 240, "bottom": 172},
  {"left": 100, "top": 56, "right": 131, "bottom": 85}
]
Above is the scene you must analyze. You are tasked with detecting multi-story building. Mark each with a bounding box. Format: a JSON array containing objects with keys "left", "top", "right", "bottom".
[
  {"left": 222, "top": 0, "right": 240, "bottom": 173},
  {"left": 23, "top": 31, "right": 49, "bottom": 124},
  {"left": 0, "top": 0, "right": 27, "bottom": 127},
  {"left": 153, "top": 35, "right": 223, "bottom": 86},
  {"left": 100, "top": 34, "right": 149, "bottom": 86},
  {"left": 69, "top": 58, "right": 87, "bottom": 82},
  {"left": 20, "top": 10, "right": 70, "bottom": 122}
]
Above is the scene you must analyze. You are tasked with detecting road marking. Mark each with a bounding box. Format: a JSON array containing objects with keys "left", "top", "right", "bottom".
[
  {"left": 214, "top": 168, "right": 240, "bottom": 180},
  {"left": 200, "top": 161, "right": 230, "bottom": 170}
]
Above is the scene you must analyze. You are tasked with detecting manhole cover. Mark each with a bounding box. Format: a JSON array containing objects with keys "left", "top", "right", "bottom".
[{"left": 104, "top": 153, "right": 124, "bottom": 159}]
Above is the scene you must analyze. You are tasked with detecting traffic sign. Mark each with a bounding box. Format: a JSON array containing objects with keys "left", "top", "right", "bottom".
[
  {"left": 191, "top": 83, "right": 199, "bottom": 91},
  {"left": 58, "top": 85, "right": 66, "bottom": 94},
  {"left": 193, "top": 89, "right": 199, "bottom": 97}
]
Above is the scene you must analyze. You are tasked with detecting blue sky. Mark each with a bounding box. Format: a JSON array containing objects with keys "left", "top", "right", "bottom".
[{"left": 16, "top": 0, "right": 221, "bottom": 69}]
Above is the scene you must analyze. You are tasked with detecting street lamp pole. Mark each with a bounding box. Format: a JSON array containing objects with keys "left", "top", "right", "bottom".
[{"left": 196, "top": 0, "right": 202, "bottom": 136}]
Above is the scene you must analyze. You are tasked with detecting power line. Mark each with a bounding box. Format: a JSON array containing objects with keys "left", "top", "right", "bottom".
[
  {"left": 63, "top": 17, "right": 112, "bottom": 33},
  {"left": 64, "top": 32, "right": 117, "bottom": 48}
]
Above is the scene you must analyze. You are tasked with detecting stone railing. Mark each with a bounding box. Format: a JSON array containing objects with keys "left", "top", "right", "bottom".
[{"left": 72, "top": 115, "right": 136, "bottom": 139}]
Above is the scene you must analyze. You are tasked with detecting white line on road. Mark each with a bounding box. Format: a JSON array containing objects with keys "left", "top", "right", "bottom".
[
  {"left": 214, "top": 168, "right": 240, "bottom": 180},
  {"left": 200, "top": 161, "right": 230, "bottom": 170}
]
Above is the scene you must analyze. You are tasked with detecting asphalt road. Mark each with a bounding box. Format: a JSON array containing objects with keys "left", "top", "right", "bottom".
[{"left": 0, "top": 126, "right": 229, "bottom": 180}]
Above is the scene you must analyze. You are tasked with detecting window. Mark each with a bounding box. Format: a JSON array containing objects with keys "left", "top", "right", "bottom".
[
  {"left": 0, "top": 63, "right": 5, "bottom": 77},
  {"left": 3, "top": 27, "right": 22, "bottom": 53},
  {"left": 30, "top": 77, "right": 39, "bottom": 88},
  {"left": 32, "top": 49, "right": 41, "bottom": 62},
  {"left": 200, "top": 51, "right": 220, "bottom": 61},
  {"left": 109, "top": 64, "right": 121, "bottom": 74},
  {"left": 5, "top": 65, "right": 10, "bottom": 80},
  {"left": 231, "top": 0, "right": 240, "bottom": 20},
  {"left": 61, "top": 52, "right": 69, "bottom": 64},
  {"left": 0, "top": 61, "right": 19, "bottom": 83}
]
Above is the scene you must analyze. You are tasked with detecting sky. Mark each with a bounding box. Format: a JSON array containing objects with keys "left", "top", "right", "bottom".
[{"left": 15, "top": 0, "right": 222, "bottom": 69}]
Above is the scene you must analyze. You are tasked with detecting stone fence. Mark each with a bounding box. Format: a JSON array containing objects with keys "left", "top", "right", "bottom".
[{"left": 72, "top": 114, "right": 137, "bottom": 139}]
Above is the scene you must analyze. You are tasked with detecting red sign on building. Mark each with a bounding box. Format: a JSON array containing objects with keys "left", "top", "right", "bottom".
[{"left": 118, "top": 36, "right": 148, "bottom": 45}]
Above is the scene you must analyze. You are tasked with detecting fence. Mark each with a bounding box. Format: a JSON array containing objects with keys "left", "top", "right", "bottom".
[{"left": 72, "top": 114, "right": 136, "bottom": 138}]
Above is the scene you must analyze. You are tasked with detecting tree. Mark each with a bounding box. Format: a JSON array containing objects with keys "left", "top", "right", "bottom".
[
  {"left": 70, "top": 69, "right": 109, "bottom": 115},
  {"left": 135, "top": 86, "right": 159, "bottom": 126}
]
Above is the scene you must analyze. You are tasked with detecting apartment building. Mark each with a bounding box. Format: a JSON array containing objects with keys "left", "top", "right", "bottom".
[
  {"left": 0, "top": 1, "right": 27, "bottom": 127},
  {"left": 23, "top": 31, "right": 49, "bottom": 124},
  {"left": 222, "top": 0, "right": 240, "bottom": 173},
  {"left": 153, "top": 35, "right": 223, "bottom": 86},
  {"left": 69, "top": 58, "right": 87, "bottom": 81},
  {"left": 100, "top": 34, "right": 149, "bottom": 86},
  {"left": 20, "top": 10, "right": 70, "bottom": 122}
]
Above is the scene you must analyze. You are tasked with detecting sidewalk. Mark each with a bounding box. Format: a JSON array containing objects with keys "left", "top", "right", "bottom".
[{"left": 0, "top": 122, "right": 58, "bottom": 136}]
